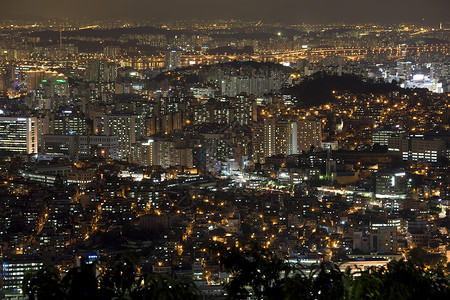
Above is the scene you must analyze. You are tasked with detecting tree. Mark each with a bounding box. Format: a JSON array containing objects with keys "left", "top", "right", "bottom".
[
  {"left": 60, "top": 262, "right": 100, "bottom": 300},
  {"left": 23, "top": 246, "right": 450, "bottom": 300},
  {"left": 212, "top": 242, "right": 291, "bottom": 299},
  {"left": 310, "top": 262, "right": 345, "bottom": 299},
  {"left": 99, "top": 252, "right": 139, "bottom": 299},
  {"left": 211, "top": 242, "right": 450, "bottom": 300},
  {"left": 23, "top": 267, "right": 65, "bottom": 300},
  {"left": 23, "top": 252, "right": 200, "bottom": 300},
  {"left": 131, "top": 274, "right": 200, "bottom": 300}
]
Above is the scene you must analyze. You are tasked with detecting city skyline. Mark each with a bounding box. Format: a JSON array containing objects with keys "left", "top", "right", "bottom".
[{"left": 0, "top": 3, "right": 449, "bottom": 298}]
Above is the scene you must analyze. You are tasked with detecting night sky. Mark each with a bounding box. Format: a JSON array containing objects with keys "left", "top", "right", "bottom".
[{"left": 2, "top": 0, "right": 449, "bottom": 24}]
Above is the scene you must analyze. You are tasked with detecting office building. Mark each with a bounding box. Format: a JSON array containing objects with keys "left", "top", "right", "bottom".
[
  {"left": 40, "top": 135, "right": 119, "bottom": 160},
  {"left": 375, "top": 170, "right": 407, "bottom": 197},
  {"left": 2, "top": 256, "right": 44, "bottom": 295},
  {"left": 0, "top": 117, "right": 38, "bottom": 154},
  {"left": 353, "top": 226, "right": 398, "bottom": 254},
  {"left": 53, "top": 110, "right": 87, "bottom": 135},
  {"left": 372, "top": 128, "right": 404, "bottom": 146},
  {"left": 388, "top": 135, "right": 446, "bottom": 163}
]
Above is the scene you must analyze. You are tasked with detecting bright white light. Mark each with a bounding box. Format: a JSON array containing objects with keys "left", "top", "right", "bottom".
[{"left": 413, "top": 74, "right": 424, "bottom": 81}]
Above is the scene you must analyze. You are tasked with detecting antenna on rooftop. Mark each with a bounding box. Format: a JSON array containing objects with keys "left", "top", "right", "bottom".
[{"left": 59, "top": 29, "right": 63, "bottom": 49}]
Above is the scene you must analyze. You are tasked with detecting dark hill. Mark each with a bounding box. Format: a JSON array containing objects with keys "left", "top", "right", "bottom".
[{"left": 285, "top": 73, "right": 421, "bottom": 107}]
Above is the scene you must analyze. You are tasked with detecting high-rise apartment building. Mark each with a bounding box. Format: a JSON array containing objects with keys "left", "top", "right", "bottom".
[
  {"left": 252, "top": 118, "right": 321, "bottom": 164},
  {"left": 84, "top": 59, "right": 117, "bottom": 82},
  {"left": 103, "top": 46, "right": 121, "bottom": 59},
  {"left": 96, "top": 114, "right": 145, "bottom": 160},
  {"left": 296, "top": 118, "right": 322, "bottom": 153},
  {"left": 165, "top": 51, "right": 181, "bottom": 70},
  {"left": 233, "top": 94, "right": 257, "bottom": 126},
  {"left": 221, "top": 74, "right": 283, "bottom": 97},
  {"left": 133, "top": 138, "right": 193, "bottom": 168}
]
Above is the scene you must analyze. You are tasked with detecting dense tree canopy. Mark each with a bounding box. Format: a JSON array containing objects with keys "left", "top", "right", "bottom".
[
  {"left": 23, "top": 252, "right": 200, "bottom": 300},
  {"left": 24, "top": 245, "right": 450, "bottom": 299},
  {"left": 211, "top": 242, "right": 450, "bottom": 300},
  {"left": 285, "top": 72, "right": 418, "bottom": 108}
]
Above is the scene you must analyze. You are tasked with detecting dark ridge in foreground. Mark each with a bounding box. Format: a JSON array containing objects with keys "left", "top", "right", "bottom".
[{"left": 23, "top": 244, "right": 450, "bottom": 300}]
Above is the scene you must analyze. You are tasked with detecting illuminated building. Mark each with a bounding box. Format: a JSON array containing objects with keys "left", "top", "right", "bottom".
[
  {"left": 39, "top": 72, "right": 70, "bottom": 98},
  {"left": 40, "top": 135, "right": 119, "bottom": 160},
  {"left": 155, "top": 140, "right": 193, "bottom": 168},
  {"left": 133, "top": 138, "right": 193, "bottom": 168},
  {"left": 67, "top": 169, "right": 96, "bottom": 189},
  {"left": 296, "top": 118, "right": 322, "bottom": 153},
  {"left": 278, "top": 167, "right": 320, "bottom": 184},
  {"left": 375, "top": 170, "right": 407, "bottom": 197},
  {"left": 153, "top": 112, "right": 184, "bottom": 133},
  {"left": 191, "top": 87, "right": 215, "bottom": 99},
  {"left": 103, "top": 46, "right": 121, "bottom": 59},
  {"left": 192, "top": 105, "right": 212, "bottom": 125},
  {"left": 53, "top": 110, "right": 86, "bottom": 135},
  {"left": 165, "top": 50, "right": 181, "bottom": 70},
  {"left": 353, "top": 226, "right": 398, "bottom": 254},
  {"left": 252, "top": 119, "right": 295, "bottom": 164},
  {"left": 2, "top": 257, "right": 44, "bottom": 295},
  {"left": 252, "top": 118, "right": 321, "bottom": 164},
  {"left": 78, "top": 135, "right": 119, "bottom": 160},
  {"left": 372, "top": 128, "right": 404, "bottom": 146},
  {"left": 212, "top": 105, "right": 234, "bottom": 124},
  {"left": 0, "top": 117, "right": 38, "bottom": 154},
  {"left": 40, "top": 134, "right": 78, "bottom": 158},
  {"left": 396, "top": 61, "right": 412, "bottom": 81},
  {"left": 25, "top": 70, "right": 45, "bottom": 91},
  {"left": 202, "top": 133, "right": 235, "bottom": 164},
  {"left": 371, "top": 226, "right": 398, "bottom": 254},
  {"left": 84, "top": 59, "right": 117, "bottom": 82},
  {"left": 96, "top": 114, "right": 145, "bottom": 160},
  {"left": 221, "top": 74, "right": 284, "bottom": 97},
  {"left": 388, "top": 135, "right": 446, "bottom": 163},
  {"left": 252, "top": 119, "right": 277, "bottom": 164},
  {"left": 20, "top": 171, "right": 57, "bottom": 185},
  {"left": 233, "top": 94, "right": 257, "bottom": 126}
]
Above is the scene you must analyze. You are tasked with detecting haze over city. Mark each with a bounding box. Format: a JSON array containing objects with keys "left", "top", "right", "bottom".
[
  {"left": 0, "top": 0, "right": 449, "bottom": 299},
  {"left": 2, "top": 0, "right": 449, "bottom": 24}
]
